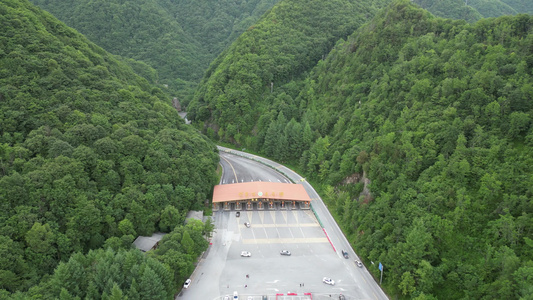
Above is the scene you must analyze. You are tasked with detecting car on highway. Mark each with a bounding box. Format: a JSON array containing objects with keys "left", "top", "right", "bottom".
[
  {"left": 183, "top": 278, "right": 191, "bottom": 289},
  {"left": 323, "top": 277, "right": 335, "bottom": 285},
  {"left": 241, "top": 251, "right": 251, "bottom": 257},
  {"left": 342, "top": 250, "right": 349, "bottom": 259},
  {"left": 280, "top": 250, "right": 291, "bottom": 256},
  {"left": 339, "top": 294, "right": 346, "bottom": 300},
  {"left": 355, "top": 260, "right": 363, "bottom": 268},
  {"left": 244, "top": 222, "right": 251, "bottom": 228},
  {"left": 224, "top": 296, "right": 230, "bottom": 300},
  {"left": 233, "top": 291, "right": 239, "bottom": 300},
  {"left": 236, "top": 211, "right": 240, "bottom": 217}
]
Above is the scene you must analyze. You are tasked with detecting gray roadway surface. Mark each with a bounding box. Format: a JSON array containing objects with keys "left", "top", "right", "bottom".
[{"left": 176, "top": 147, "right": 388, "bottom": 300}]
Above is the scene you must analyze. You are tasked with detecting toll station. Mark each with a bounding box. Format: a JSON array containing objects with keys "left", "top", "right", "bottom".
[{"left": 212, "top": 182, "right": 311, "bottom": 211}]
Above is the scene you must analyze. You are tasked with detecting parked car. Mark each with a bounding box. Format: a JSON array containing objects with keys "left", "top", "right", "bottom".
[
  {"left": 236, "top": 211, "right": 240, "bottom": 217},
  {"left": 323, "top": 277, "right": 335, "bottom": 285},
  {"left": 341, "top": 250, "right": 349, "bottom": 259},
  {"left": 244, "top": 222, "right": 251, "bottom": 228},
  {"left": 241, "top": 251, "right": 251, "bottom": 257},
  {"left": 183, "top": 278, "right": 191, "bottom": 289},
  {"left": 280, "top": 250, "right": 291, "bottom": 256},
  {"left": 355, "top": 260, "right": 363, "bottom": 268}
]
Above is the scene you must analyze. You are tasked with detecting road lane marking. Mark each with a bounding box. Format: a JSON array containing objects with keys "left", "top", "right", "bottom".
[
  {"left": 241, "top": 223, "right": 320, "bottom": 228},
  {"left": 220, "top": 155, "right": 238, "bottom": 183}
]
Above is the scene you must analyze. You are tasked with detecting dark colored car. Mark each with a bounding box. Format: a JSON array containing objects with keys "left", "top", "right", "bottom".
[
  {"left": 236, "top": 211, "right": 240, "bottom": 217},
  {"left": 342, "top": 250, "right": 349, "bottom": 259}
]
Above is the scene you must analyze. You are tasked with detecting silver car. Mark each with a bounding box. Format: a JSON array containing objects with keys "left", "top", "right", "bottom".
[{"left": 355, "top": 260, "right": 363, "bottom": 268}]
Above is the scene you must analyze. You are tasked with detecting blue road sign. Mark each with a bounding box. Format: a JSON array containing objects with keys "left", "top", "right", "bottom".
[{"left": 379, "top": 262, "right": 383, "bottom": 271}]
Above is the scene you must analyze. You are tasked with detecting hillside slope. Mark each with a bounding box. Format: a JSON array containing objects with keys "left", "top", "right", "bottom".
[
  {"left": 0, "top": 0, "right": 218, "bottom": 293},
  {"left": 293, "top": 1, "right": 532, "bottom": 298},
  {"left": 187, "top": 0, "right": 392, "bottom": 141},
  {"left": 188, "top": 0, "right": 531, "bottom": 146},
  {"left": 30, "top": 0, "right": 283, "bottom": 101}
]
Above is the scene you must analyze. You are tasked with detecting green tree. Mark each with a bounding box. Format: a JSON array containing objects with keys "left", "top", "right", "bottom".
[{"left": 158, "top": 205, "right": 182, "bottom": 233}]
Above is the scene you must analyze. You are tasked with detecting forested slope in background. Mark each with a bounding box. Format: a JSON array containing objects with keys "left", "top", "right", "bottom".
[
  {"left": 187, "top": 0, "right": 392, "bottom": 142},
  {"left": 187, "top": 0, "right": 531, "bottom": 144},
  {"left": 231, "top": 0, "right": 532, "bottom": 298},
  {"left": 29, "top": 0, "right": 283, "bottom": 102},
  {"left": 413, "top": 0, "right": 533, "bottom": 22},
  {"left": 0, "top": 0, "right": 218, "bottom": 296}
]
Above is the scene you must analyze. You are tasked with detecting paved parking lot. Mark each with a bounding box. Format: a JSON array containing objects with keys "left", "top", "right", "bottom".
[
  {"left": 178, "top": 207, "right": 372, "bottom": 300},
  {"left": 238, "top": 210, "right": 327, "bottom": 245}
]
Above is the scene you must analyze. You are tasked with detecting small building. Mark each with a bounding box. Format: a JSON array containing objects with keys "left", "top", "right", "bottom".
[{"left": 133, "top": 232, "right": 166, "bottom": 252}]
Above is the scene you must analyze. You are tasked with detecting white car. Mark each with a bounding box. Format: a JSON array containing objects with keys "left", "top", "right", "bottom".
[
  {"left": 323, "top": 277, "right": 335, "bottom": 285},
  {"left": 244, "top": 222, "right": 251, "bottom": 228},
  {"left": 241, "top": 251, "right": 251, "bottom": 257},
  {"left": 183, "top": 278, "right": 191, "bottom": 288},
  {"left": 224, "top": 296, "right": 230, "bottom": 300},
  {"left": 280, "top": 250, "right": 291, "bottom": 256},
  {"left": 355, "top": 260, "right": 363, "bottom": 268}
]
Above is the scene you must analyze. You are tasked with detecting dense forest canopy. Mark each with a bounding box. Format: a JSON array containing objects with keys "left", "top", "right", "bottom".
[
  {"left": 29, "top": 0, "right": 283, "bottom": 102},
  {"left": 187, "top": 0, "right": 531, "bottom": 145},
  {"left": 187, "top": 0, "right": 392, "bottom": 142},
  {"left": 412, "top": 0, "right": 533, "bottom": 22},
  {"left": 0, "top": 0, "right": 218, "bottom": 296}
]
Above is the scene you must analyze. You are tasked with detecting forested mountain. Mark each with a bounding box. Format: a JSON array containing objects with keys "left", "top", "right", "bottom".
[
  {"left": 187, "top": 0, "right": 393, "bottom": 142},
  {"left": 412, "top": 0, "right": 533, "bottom": 22},
  {"left": 0, "top": 0, "right": 218, "bottom": 296},
  {"left": 295, "top": 2, "right": 533, "bottom": 298},
  {"left": 187, "top": 0, "right": 531, "bottom": 142},
  {"left": 29, "top": 0, "right": 283, "bottom": 102}
]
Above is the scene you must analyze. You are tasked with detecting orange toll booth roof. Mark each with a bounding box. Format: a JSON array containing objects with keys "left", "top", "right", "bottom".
[{"left": 212, "top": 182, "right": 311, "bottom": 203}]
